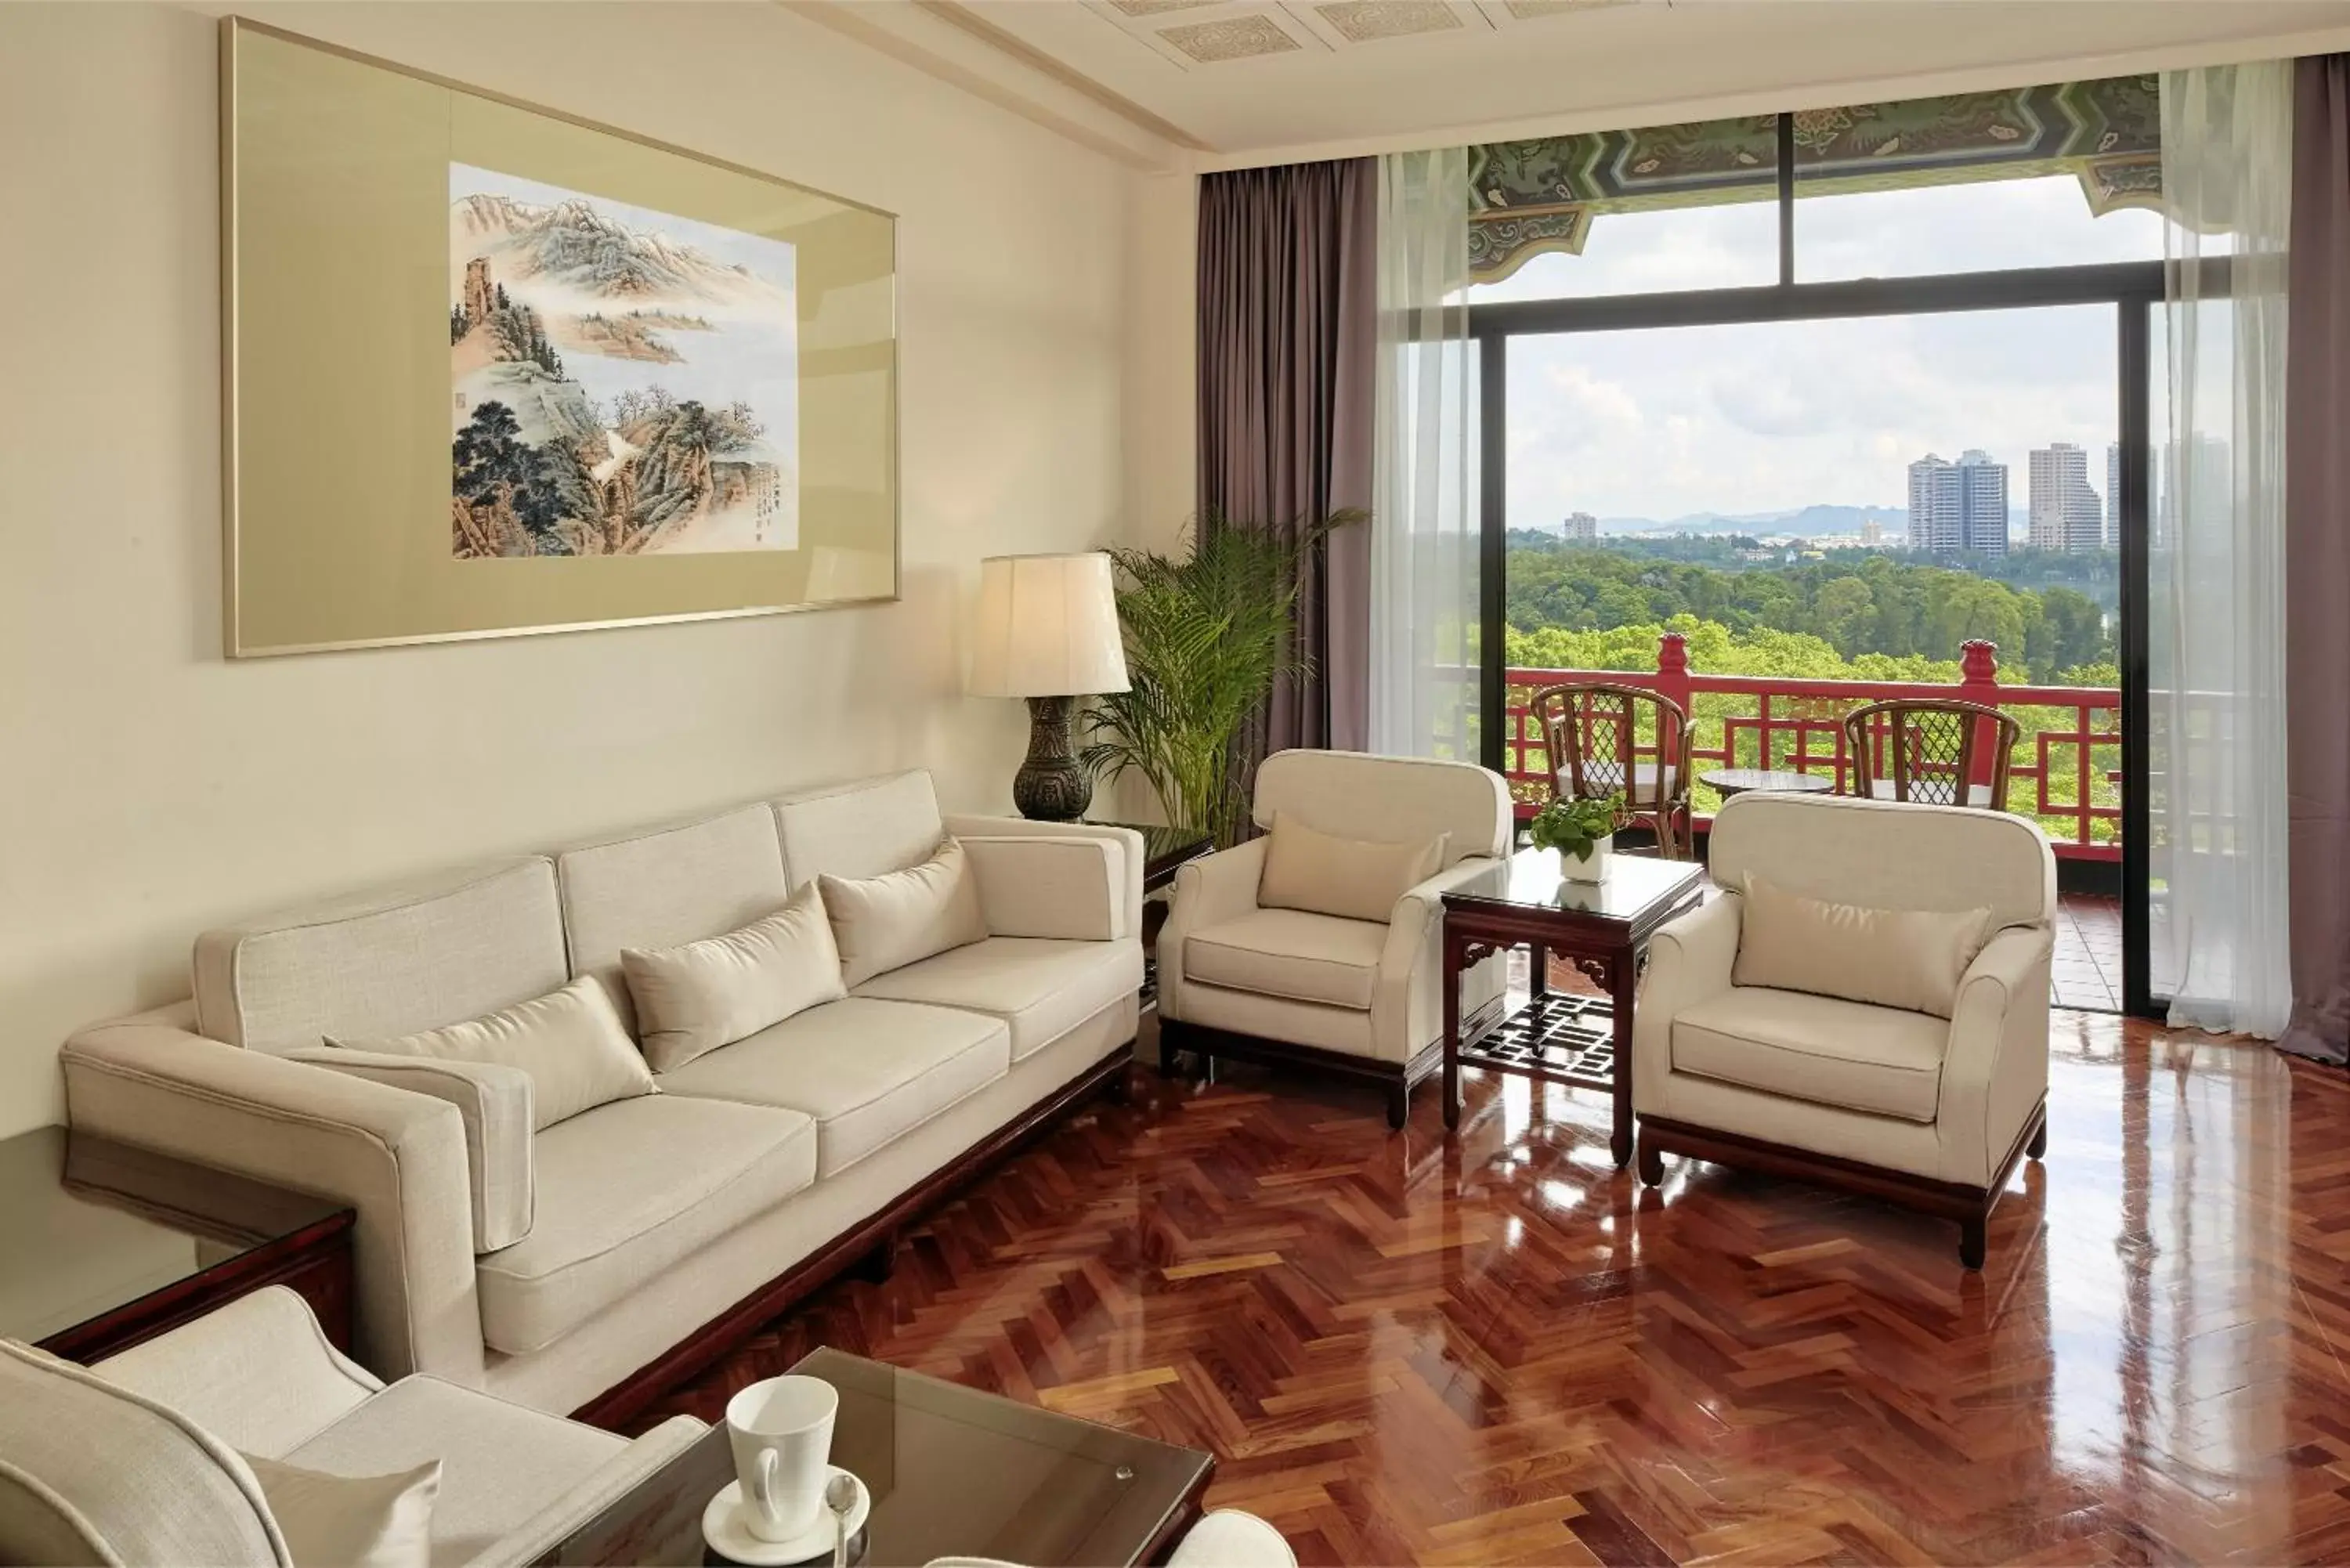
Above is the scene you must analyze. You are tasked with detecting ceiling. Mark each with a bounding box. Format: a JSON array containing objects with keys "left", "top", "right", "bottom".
[{"left": 916, "top": 0, "right": 2350, "bottom": 163}]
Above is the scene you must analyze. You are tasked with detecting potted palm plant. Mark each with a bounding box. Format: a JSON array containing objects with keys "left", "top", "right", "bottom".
[
  {"left": 1528, "top": 792, "right": 1625, "bottom": 883},
  {"left": 1082, "top": 511, "right": 1364, "bottom": 847}
]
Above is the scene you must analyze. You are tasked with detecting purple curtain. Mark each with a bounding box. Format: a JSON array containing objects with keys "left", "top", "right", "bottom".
[
  {"left": 1197, "top": 158, "right": 1377, "bottom": 782},
  {"left": 2286, "top": 53, "right": 2350, "bottom": 1065}
]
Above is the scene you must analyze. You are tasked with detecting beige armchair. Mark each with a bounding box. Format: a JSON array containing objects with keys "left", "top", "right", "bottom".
[
  {"left": 1157, "top": 750, "right": 1513, "bottom": 1128},
  {"left": 0, "top": 1286, "right": 703, "bottom": 1566},
  {"left": 1632, "top": 792, "right": 2056, "bottom": 1267}
]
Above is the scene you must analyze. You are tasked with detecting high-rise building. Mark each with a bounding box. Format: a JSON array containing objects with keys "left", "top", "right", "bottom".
[
  {"left": 1564, "top": 511, "right": 1598, "bottom": 544},
  {"left": 2106, "top": 443, "right": 2123, "bottom": 551},
  {"left": 2030, "top": 443, "right": 2103, "bottom": 553},
  {"left": 1860, "top": 518, "right": 1884, "bottom": 547},
  {"left": 1907, "top": 450, "right": 2008, "bottom": 556}
]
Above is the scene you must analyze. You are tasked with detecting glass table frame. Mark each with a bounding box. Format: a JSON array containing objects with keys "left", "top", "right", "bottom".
[{"left": 1440, "top": 850, "right": 1708, "bottom": 1165}]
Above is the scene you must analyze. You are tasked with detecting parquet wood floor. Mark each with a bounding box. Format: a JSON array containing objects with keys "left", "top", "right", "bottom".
[{"left": 635, "top": 1010, "right": 2350, "bottom": 1566}]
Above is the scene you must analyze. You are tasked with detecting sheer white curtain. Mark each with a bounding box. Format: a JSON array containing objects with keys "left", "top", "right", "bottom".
[
  {"left": 2153, "top": 62, "right": 2295, "bottom": 1036},
  {"left": 1368, "top": 148, "right": 1478, "bottom": 761}
]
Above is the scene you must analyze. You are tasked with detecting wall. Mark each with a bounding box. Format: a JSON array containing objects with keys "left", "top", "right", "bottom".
[{"left": 0, "top": 2, "right": 1137, "bottom": 1136}]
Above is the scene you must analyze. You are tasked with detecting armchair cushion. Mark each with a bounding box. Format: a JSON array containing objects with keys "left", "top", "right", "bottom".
[
  {"left": 331, "top": 974, "right": 655, "bottom": 1133},
  {"left": 1672, "top": 988, "right": 1947, "bottom": 1123},
  {"left": 623, "top": 883, "right": 845, "bottom": 1072},
  {"left": 1186, "top": 910, "right": 1387, "bottom": 1010},
  {"left": 1256, "top": 812, "right": 1445, "bottom": 925},
  {"left": 282, "top": 1377, "right": 623, "bottom": 1568},
  {"left": 1250, "top": 750, "right": 1510, "bottom": 865},
  {"left": 242, "top": 1452, "right": 439, "bottom": 1568},
  {"left": 1733, "top": 873, "right": 1993, "bottom": 1019},
  {"left": 819, "top": 839, "right": 988, "bottom": 988},
  {"left": 854, "top": 937, "right": 1141, "bottom": 1060}
]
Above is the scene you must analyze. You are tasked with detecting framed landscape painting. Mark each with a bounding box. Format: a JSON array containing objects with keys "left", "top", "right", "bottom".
[{"left": 222, "top": 18, "right": 898, "bottom": 656}]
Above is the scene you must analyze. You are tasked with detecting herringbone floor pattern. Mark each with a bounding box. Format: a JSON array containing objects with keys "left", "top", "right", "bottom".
[{"left": 637, "top": 1012, "right": 2350, "bottom": 1566}]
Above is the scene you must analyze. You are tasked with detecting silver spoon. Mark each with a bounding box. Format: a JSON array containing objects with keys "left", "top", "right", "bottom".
[{"left": 824, "top": 1472, "right": 859, "bottom": 1568}]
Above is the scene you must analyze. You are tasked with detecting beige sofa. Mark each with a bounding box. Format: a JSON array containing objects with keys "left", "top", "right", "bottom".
[
  {"left": 61, "top": 771, "right": 1143, "bottom": 1422},
  {"left": 1632, "top": 791, "right": 2055, "bottom": 1267},
  {"left": 1156, "top": 750, "right": 1511, "bottom": 1127}
]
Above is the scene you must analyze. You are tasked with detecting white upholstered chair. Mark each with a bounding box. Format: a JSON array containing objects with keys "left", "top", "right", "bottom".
[
  {"left": 1156, "top": 750, "right": 1513, "bottom": 1128},
  {"left": 0, "top": 1286, "right": 703, "bottom": 1567},
  {"left": 1632, "top": 792, "right": 2056, "bottom": 1267}
]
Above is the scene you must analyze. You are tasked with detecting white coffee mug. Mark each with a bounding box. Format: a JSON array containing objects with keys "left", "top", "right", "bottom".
[{"left": 725, "top": 1375, "right": 839, "bottom": 1543}]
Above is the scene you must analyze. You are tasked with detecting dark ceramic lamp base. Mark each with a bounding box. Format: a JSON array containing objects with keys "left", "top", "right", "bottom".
[{"left": 1014, "top": 695, "right": 1092, "bottom": 822}]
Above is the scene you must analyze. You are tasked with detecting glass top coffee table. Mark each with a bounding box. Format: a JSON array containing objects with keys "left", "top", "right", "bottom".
[
  {"left": 1440, "top": 849, "right": 1707, "bottom": 1166},
  {"left": 544, "top": 1348, "right": 1215, "bottom": 1566}
]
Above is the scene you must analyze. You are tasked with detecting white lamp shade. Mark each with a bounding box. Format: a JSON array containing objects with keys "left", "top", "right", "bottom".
[{"left": 968, "top": 552, "right": 1130, "bottom": 699}]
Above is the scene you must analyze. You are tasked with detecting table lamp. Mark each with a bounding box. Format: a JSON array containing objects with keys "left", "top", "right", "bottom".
[{"left": 969, "top": 552, "right": 1130, "bottom": 821}]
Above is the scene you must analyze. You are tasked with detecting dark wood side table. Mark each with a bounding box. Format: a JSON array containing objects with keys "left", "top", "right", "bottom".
[
  {"left": 1086, "top": 822, "right": 1213, "bottom": 1012},
  {"left": 544, "top": 1348, "right": 1213, "bottom": 1567},
  {"left": 1441, "top": 851, "right": 1706, "bottom": 1167},
  {"left": 0, "top": 1125, "right": 355, "bottom": 1362}
]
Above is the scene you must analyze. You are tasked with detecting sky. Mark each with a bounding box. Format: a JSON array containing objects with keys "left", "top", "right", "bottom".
[{"left": 1474, "top": 176, "right": 2163, "bottom": 529}]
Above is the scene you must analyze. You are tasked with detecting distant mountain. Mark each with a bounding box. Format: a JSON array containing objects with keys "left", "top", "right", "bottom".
[
  {"left": 454, "top": 193, "right": 778, "bottom": 306},
  {"left": 1540, "top": 504, "right": 1907, "bottom": 538}
]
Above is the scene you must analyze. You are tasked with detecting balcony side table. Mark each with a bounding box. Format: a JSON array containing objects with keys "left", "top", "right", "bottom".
[{"left": 1440, "top": 851, "right": 1706, "bottom": 1166}]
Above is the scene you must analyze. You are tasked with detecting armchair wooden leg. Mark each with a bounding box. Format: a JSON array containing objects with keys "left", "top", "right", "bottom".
[
  {"left": 1386, "top": 1081, "right": 1409, "bottom": 1131},
  {"left": 1636, "top": 1140, "right": 1664, "bottom": 1187},
  {"left": 2026, "top": 1119, "right": 2048, "bottom": 1160},
  {"left": 1158, "top": 1024, "right": 1184, "bottom": 1079},
  {"left": 1958, "top": 1216, "right": 1987, "bottom": 1271}
]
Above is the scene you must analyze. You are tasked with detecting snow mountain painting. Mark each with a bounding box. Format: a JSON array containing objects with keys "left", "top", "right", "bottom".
[{"left": 448, "top": 163, "right": 799, "bottom": 558}]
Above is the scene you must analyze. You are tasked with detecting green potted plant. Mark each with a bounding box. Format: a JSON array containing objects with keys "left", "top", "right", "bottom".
[
  {"left": 1528, "top": 792, "right": 1625, "bottom": 882},
  {"left": 1081, "top": 511, "right": 1364, "bottom": 847}
]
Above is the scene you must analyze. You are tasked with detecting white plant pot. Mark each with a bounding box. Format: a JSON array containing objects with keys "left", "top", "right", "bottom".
[{"left": 1559, "top": 834, "right": 1613, "bottom": 883}]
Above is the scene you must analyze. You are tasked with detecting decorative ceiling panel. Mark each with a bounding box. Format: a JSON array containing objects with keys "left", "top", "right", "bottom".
[{"left": 1467, "top": 74, "right": 2164, "bottom": 279}]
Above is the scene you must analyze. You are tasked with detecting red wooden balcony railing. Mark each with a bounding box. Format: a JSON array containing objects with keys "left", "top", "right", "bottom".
[{"left": 1504, "top": 633, "right": 2122, "bottom": 862}]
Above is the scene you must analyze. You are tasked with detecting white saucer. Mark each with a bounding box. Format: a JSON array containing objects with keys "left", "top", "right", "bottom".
[{"left": 701, "top": 1468, "right": 871, "bottom": 1567}]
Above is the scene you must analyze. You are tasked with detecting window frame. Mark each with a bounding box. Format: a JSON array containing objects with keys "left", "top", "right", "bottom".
[{"left": 1467, "top": 110, "right": 2166, "bottom": 1013}]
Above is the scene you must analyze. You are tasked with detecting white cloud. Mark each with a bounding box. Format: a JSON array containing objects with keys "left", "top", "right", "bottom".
[{"left": 1477, "top": 176, "right": 2147, "bottom": 527}]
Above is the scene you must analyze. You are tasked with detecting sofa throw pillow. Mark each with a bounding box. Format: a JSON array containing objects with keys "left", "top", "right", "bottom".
[
  {"left": 1732, "top": 873, "right": 1994, "bottom": 1019},
  {"left": 1256, "top": 811, "right": 1448, "bottom": 926},
  {"left": 244, "top": 1454, "right": 439, "bottom": 1568},
  {"left": 622, "top": 883, "right": 848, "bottom": 1072},
  {"left": 819, "top": 836, "right": 988, "bottom": 988},
  {"left": 330, "top": 974, "right": 655, "bottom": 1131}
]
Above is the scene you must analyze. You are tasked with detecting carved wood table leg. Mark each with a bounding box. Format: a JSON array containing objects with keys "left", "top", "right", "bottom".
[
  {"left": 1528, "top": 941, "right": 1548, "bottom": 999},
  {"left": 1441, "top": 923, "right": 1463, "bottom": 1131},
  {"left": 1607, "top": 948, "right": 1636, "bottom": 1169}
]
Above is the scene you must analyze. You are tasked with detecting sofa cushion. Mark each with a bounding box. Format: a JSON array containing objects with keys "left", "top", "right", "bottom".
[
  {"left": 555, "top": 804, "right": 790, "bottom": 1035},
  {"left": 1671, "top": 987, "right": 1947, "bottom": 1123},
  {"left": 283, "top": 1376, "right": 624, "bottom": 1568},
  {"left": 475, "top": 1097, "right": 816, "bottom": 1356},
  {"left": 656, "top": 997, "right": 1008, "bottom": 1177},
  {"left": 624, "top": 883, "right": 845, "bottom": 1073},
  {"left": 194, "top": 859, "right": 568, "bottom": 1055},
  {"left": 773, "top": 771, "right": 945, "bottom": 886},
  {"left": 1257, "top": 811, "right": 1444, "bottom": 925},
  {"left": 854, "top": 937, "right": 1142, "bottom": 1060},
  {"left": 819, "top": 839, "right": 987, "bottom": 988},
  {"left": 1184, "top": 910, "right": 1387, "bottom": 1011},
  {"left": 331, "top": 975, "right": 655, "bottom": 1133}
]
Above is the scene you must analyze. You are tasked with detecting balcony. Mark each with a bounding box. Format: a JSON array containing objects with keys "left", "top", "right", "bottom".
[{"left": 1503, "top": 631, "right": 2122, "bottom": 861}]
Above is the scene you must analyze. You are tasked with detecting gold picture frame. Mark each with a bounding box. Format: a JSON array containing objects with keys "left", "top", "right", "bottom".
[{"left": 221, "top": 17, "right": 900, "bottom": 657}]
